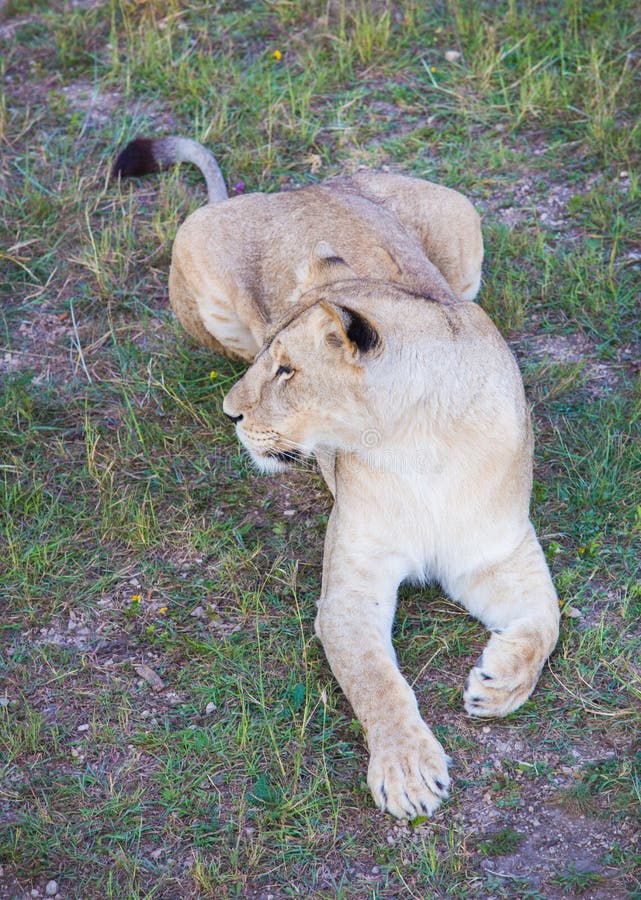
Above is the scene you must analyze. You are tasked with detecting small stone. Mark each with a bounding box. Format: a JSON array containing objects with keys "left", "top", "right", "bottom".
[
  {"left": 482, "top": 726, "right": 490, "bottom": 733},
  {"left": 151, "top": 848, "right": 163, "bottom": 860},
  {"left": 445, "top": 50, "right": 461, "bottom": 62},
  {"left": 205, "top": 702, "right": 217, "bottom": 715},
  {"left": 372, "top": 866, "right": 380, "bottom": 874},
  {"left": 563, "top": 605, "right": 583, "bottom": 619},
  {"left": 283, "top": 509, "right": 295, "bottom": 516},
  {"left": 135, "top": 663, "right": 165, "bottom": 691},
  {"left": 0, "top": 697, "right": 10, "bottom": 707},
  {"left": 31, "top": 891, "right": 40, "bottom": 898},
  {"left": 191, "top": 606, "right": 205, "bottom": 619},
  {"left": 78, "top": 723, "right": 90, "bottom": 732},
  {"left": 46, "top": 881, "right": 58, "bottom": 896},
  {"left": 386, "top": 834, "right": 395, "bottom": 845}
]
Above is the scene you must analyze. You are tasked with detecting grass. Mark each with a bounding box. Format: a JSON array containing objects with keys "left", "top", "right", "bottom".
[{"left": 1, "top": 0, "right": 640, "bottom": 897}]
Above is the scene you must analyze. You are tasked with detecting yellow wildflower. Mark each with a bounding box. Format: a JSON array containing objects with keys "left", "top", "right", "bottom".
[
  {"left": 209, "top": 370, "right": 217, "bottom": 380},
  {"left": 272, "top": 49, "right": 282, "bottom": 60},
  {"left": 131, "top": 594, "right": 142, "bottom": 603},
  {"left": 430, "top": 66, "right": 436, "bottom": 73},
  {"left": 159, "top": 606, "right": 168, "bottom": 614}
]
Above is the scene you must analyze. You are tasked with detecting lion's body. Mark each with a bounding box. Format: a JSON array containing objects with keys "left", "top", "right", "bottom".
[
  {"left": 113, "top": 137, "right": 559, "bottom": 820},
  {"left": 222, "top": 278, "right": 559, "bottom": 817}
]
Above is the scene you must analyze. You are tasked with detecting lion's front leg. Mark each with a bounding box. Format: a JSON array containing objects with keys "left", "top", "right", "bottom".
[
  {"left": 315, "top": 537, "right": 450, "bottom": 819},
  {"left": 451, "top": 525, "right": 560, "bottom": 718}
]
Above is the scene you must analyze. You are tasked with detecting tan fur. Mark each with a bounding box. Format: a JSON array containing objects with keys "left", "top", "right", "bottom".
[
  {"left": 167, "top": 171, "right": 483, "bottom": 360},
  {"left": 223, "top": 270, "right": 559, "bottom": 820}
]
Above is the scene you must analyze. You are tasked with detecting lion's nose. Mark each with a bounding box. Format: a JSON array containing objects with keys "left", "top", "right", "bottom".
[{"left": 225, "top": 412, "right": 243, "bottom": 423}]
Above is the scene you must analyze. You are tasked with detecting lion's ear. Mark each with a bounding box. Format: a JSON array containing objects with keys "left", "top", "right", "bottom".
[
  {"left": 295, "top": 242, "right": 358, "bottom": 291},
  {"left": 318, "top": 301, "right": 380, "bottom": 358}
]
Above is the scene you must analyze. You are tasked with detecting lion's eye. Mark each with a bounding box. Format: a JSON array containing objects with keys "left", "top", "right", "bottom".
[{"left": 276, "top": 365, "right": 293, "bottom": 378}]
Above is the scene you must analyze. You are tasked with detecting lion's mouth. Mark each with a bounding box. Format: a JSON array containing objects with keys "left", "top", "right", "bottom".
[
  {"left": 236, "top": 427, "right": 307, "bottom": 473},
  {"left": 248, "top": 446, "right": 304, "bottom": 473},
  {"left": 267, "top": 448, "right": 303, "bottom": 465}
]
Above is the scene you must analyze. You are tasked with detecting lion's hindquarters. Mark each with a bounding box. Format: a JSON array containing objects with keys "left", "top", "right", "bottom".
[
  {"left": 349, "top": 173, "right": 484, "bottom": 301},
  {"left": 168, "top": 209, "right": 263, "bottom": 361}
]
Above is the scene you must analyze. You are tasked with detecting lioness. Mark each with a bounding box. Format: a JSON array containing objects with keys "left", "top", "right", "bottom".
[{"left": 113, "top": 137, "right": 559, "bottom": 819}]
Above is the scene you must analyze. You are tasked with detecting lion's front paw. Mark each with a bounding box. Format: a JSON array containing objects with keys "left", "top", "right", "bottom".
[
  {"left": 367, "top": 723, "right": 450, "bottom": 819},
  {"left": 463, "top": 658, "right": 539, "bottom": 718}
]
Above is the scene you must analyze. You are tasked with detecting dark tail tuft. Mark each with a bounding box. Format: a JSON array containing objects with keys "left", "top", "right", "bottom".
[{"left": 111, "top": 138, "right": 161, "bottom": 179}]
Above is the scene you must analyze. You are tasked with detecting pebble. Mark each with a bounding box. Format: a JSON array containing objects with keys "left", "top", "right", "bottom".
[
  {"left": 151, "top": 848, "right": 163, "bottom": 860},
  {"left": 0, "top": 697, "right": 9, "bottom": 707},
  {"left": 191, "top": 606, "right": 205, "bottom": 619},
  {"left": 31, "top": 891, "right": 40, "bottom": 898},
  {"left": 563, "top": 605, "right": 583, "bottom": 618},
  {"left": 445, "top": 50, "right": 461, "bottom": 62},
  {"left": 46, "top": 881, "right": 58, "bottom": 897},
  {"left": 78, "top": 723, "right": 90, "bottom": 732},
  {"left": 135, "top": 663, "right": 165, "bottom": 691},
  {"left": 205, "top": 702, "right": 217, "bottom": 715}
]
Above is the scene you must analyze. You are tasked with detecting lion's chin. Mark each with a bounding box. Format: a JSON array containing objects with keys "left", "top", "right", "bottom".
[{"left": 248, "top": 448, "right": 303, "bottom": 474}]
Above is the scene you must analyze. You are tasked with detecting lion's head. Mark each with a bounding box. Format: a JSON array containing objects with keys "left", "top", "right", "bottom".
[
  {"left": 222, "top": 244, "right": 484, "bottom": 476},
  {"left": 222, "top": 276, "right": 385, "bottom": 473}
]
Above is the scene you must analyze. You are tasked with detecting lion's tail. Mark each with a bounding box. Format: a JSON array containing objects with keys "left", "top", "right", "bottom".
[{"left": 111, "top": 136, "right": 228, "bottom": 203}]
